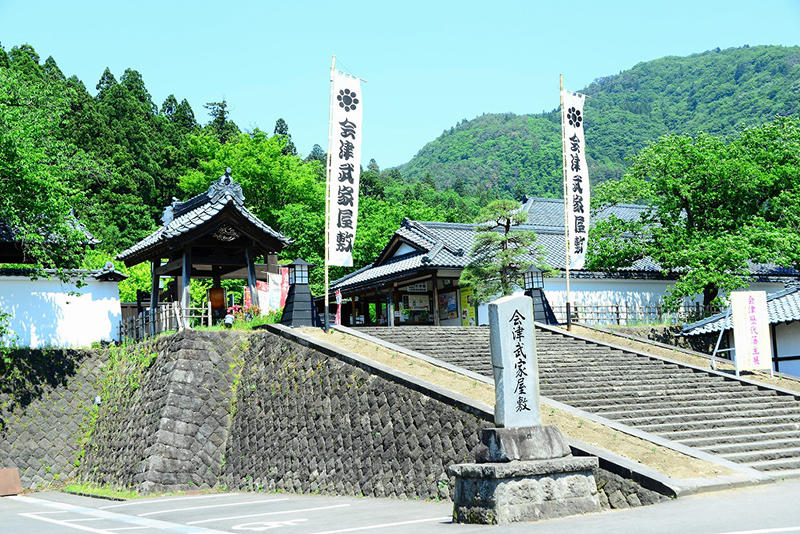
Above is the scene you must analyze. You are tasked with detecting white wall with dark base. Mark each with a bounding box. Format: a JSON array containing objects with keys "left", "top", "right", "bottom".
[{"left": 0, "top": 276, "right": 122, "bottom": 348}]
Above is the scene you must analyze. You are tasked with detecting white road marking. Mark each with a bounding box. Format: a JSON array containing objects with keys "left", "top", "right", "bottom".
[
  {"left": 138, "top": 498, "right": 290, "bottom": 517},
  {"left": 100, "top": 493, "right": 243, "bottom": 509},
  {"left": 188, "top": 504, "right": 351, "bottom": 525},
  {"left": 308, "top": 516, "right": 451, "bottom": 534},
  {"left": 12, "top": 495, "right": 233, "bottom": 534},
  {"left": 716, "top": 528, "right": 800, "bottom": 534},
  {"left": 63, "top": 517, "right": 106, "bottom": 522},
  {"left": 232, "top": 519, "right": 308, "bottom": 531},
  {"left": 105, "top": 527, "right": 151, "bottom": 532},
  {"left": 19, "top": 513, "right": 114, "bottom": 534}
]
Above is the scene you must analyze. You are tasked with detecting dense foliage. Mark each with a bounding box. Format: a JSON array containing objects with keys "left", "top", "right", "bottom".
[
  {"left": 588, "top": 117, "right": 800, "bottom": 309},
  {"left": 0, "top": 43, "right": 483, "bottom": 298},
  {"left": 401, "top": 45, "right": 800, "bottom": 197}
]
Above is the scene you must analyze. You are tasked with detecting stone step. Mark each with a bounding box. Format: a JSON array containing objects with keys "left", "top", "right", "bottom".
[
  {"left": 600, "top": 403, "right": 800, "bottom": 421},
  {"left": 680, "top": 430, "right": 800, "bottom": 448},
  {"left": 699, "top": 438, "right": 800, "bottom": 455},
  {"left": 722, "top": 447, "right": 800, "bottom": 465},
  {"left": 538, "top": 365, "right": 687, "bottom": 376},
  {"left": 582, "top": 395, "right": 792, "bottom": 412},
  {"left": 542, "top": 381, "right": 752, "bottom": 398},
  {"left": 638, "top": 414, "right": 800, "bottom": 433},
  {"left": 662, "top": 422, "right": 800, "bottom": 441},
  {"left": 747, "top": 456, "right": 800, "bottom": 471},
  {"left": 546, "top": 384, "right": 763, "bottom": 404},
  {"left": 543, "top": 372, "right": 726, "bottom": 385}
]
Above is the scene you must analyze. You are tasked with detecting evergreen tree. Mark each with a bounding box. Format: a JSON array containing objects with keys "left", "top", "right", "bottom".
[
  {"left": 305, "top": 144, "right": 326, "bottom": 162},
  {"left": 42, "top": 56, "right": 64, "bottom": 81},
  {"left": 95, "top": 67, "right": 117, "bottom": 96},
  {"left": 174, "top": 99, "right": 197, "bottom": 133},
  {"left": 273, "top": 118, "right": 296, "bottom": 156},
  {"left": 204, "top": 100, "right": 238, "bottom": 143},
  {"left": 460, "top": 200, "right": 541, "bottom": 302},
  {"left": 161, "top": 94, "right": 179, "bottom": 119}
]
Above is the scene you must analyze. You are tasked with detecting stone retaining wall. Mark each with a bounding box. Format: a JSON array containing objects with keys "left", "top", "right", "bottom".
[
  {"left": 0, "top": 329, "right": 669, "bottom": 508},
  {"left": 221, "top": 331, "right": 489, "bottom": 499},
  {"left": 0, "top": 348, "right": 103, "bottom": 489},
  {"left": 81, "top": 331, "right": 245, "bottom": 492}
]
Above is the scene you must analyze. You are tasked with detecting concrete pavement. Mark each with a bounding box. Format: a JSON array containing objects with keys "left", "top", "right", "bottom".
[{"left": 2, "top": 478, "right": 800, "bottom": 534}]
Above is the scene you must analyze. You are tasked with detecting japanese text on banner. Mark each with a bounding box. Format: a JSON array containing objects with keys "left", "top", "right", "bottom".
[
  {"left": 327, "top": 71, "right": 363, "bottom": 267},
  {"left": 562, "top": 90, "right": 590, "bottom": 270}
]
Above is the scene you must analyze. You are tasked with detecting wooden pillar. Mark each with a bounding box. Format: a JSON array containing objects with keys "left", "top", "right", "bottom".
[
  {"left": 150, "top": 260, "right": 159, "bottom": 335},
  {"left": 212, "top": 267, "right": 222, "bottom": 288},
  {"left": 245, "top": 246, "right": 259, "bottom": 308},
  {"left": 181, "top": 248, "right": 192, "bottom": 329},
  {"left": 352, "top": 297, "right": 358, "bottom": 326},
  {"left": 432, "top": 272, "right": 440, "bottom": 326},
  {"left": 772, "top": 324, "right": 780, "bottom": 373},
  {"left": 387, "top": 293, "right": 395, "bottom": 327}
]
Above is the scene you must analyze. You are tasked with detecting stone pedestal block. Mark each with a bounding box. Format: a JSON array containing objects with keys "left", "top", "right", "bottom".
[
  {"left": 476, "top": 426, "right": 571, "bottom": 463},
  {"left": 448, "top": 457, "right": 600, "bottom": 524},
  {"left": 0, "top": 468, "right": 22, "bottom": 496}
]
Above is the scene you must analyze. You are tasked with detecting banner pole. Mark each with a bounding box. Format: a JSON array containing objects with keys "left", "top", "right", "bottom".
[
  {"left": 324, "top": 55, "right": 336, "bottom": 332},
  {"left": 560, "top": 74, "right": 572, "bottom": 330}
]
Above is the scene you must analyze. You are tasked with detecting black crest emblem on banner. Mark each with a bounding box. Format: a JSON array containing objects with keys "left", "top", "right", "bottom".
[
  {"left": 567, "top": 106, "right": 582, "bottom": 128},
  {"left": 337, "top": 88, "right": 359, "bottom": 112}
]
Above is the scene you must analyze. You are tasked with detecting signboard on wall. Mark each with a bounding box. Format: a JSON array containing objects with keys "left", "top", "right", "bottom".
[
  {"left": 460, "top": 288, "right": 475, "bottom": 326},
  {"left": 439, "top": 292, "right": 458, "bottom": 320},
  {"left": 731, "top": 291, "right": 772, "bottom": 373}
]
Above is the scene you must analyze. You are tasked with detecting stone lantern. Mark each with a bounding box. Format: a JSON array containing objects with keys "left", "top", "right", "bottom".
[
  {"left": 280, "top": 258, "right": 319, "bottom": 327},
  {"left": 523, "top": 265, "right": 558, "bottom": 325}
]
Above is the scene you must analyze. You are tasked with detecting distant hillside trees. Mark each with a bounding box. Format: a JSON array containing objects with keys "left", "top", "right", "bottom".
[
  {"left": 588, "top": 117, "right": 800, "bottom": 309},
  {"left": 401, "top": 45, "right": 800, "bottom": 198}
]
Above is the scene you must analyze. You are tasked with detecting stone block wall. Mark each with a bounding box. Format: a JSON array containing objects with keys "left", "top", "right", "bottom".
[
  {"left": 81, "top": 331, "right": 246, "bottom": 492},
  {"left": 0, "top": 348, "right": 104, "bottom": 489},
  {"left": 221, "top": 331, "right": 490, "bottom": 499}
]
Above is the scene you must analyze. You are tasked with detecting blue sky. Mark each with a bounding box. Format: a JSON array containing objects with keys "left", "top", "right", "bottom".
[{"left": 1, "top": 1, "right": 799, "bottom": 167}]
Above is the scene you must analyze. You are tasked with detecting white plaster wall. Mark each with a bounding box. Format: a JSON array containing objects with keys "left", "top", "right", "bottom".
[
  {"left": 773, "top": 322, "right": 800, "bottom": 377},
  {"left": 0, "top": 276, "right": 122, "bottom": 348},
  {"left": 543, "top": 278, "right": 786, "bottom": 308},
  {"left": 475, "top": 279, "right": 788, "bottom": 326}
]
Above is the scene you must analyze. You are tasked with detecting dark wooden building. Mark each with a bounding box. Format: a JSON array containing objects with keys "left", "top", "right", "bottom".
[{"left": 117, "top": 169, "right": 291, "bottom": 328}]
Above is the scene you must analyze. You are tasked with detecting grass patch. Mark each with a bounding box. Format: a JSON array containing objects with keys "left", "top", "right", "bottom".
[{"left": 63, "top": 483, "right": 143, "bottom": 500}]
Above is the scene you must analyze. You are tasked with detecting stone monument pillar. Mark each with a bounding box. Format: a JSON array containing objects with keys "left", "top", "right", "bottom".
[{"left": 448, "top": 294, "right": 600, "bottom": 524}]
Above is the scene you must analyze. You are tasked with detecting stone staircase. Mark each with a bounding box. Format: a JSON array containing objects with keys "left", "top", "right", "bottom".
[{"left": 357, "top": 325, "right": 800, "bottom": 475}]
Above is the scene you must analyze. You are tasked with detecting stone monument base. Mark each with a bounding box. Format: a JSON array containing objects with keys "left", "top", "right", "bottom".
[{"left": 448, "top": 456, "right": 601, "bottom": 524}]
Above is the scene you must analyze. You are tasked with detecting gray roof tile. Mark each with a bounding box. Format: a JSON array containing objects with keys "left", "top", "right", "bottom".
[
  {"left": 333, "top": 197, "right": 799, "bottom": 292},
  {"left": 682, "top": 287, "right": 800, "bottom": 335},
  {"left": 117, "top": 174, "right": 290, "bottom": 262}
]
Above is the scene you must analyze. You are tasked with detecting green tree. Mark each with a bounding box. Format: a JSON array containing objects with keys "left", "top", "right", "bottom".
[
  {"left": 273, "top": 118, "right": 296, "bottom": 156},
  {"left": 589, "top": 117, "right": 800, "bottom": 309},
  {"left": 305, "top": 144, "right": 326, "bottom": 163},
  {"left": 460, "top": 200, "right": 540, "bottom": 302},
  {"left": 204, "top": 100, "right": 239, "bottom": 143}
]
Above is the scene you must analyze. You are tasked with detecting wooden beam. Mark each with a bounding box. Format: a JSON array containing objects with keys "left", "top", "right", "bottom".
[
  {"left": 150, "top": 260, "right": 159, "bottom": 336},
  {"left": 432, "top": 272, "right": 440, "bottom": 326},
  {"left": 245, "top": 246, "right": 259, "bottom": 308},
  {"left": 181, "top": 248, "right": 192, "bottom": 328}
]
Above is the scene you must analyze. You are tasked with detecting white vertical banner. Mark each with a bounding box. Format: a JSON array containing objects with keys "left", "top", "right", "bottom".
[
  {"left": 561, "top": 90, "right": 590, "bottom": 270},
  {"left": 327, "top": 70, "right": 363, "bottom": 267},
  {"left": 731, "top": 291, "right": 773, "bottom": 372}
]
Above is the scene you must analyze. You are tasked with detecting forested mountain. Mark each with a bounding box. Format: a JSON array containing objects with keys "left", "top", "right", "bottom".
[{"left": 399, "top": 45, "right": 800, "bottom": 197}]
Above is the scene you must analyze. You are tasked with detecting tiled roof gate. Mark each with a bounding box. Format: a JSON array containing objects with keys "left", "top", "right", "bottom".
[{"left": 116, "top": 169, "right": 290, "bottom": 336}]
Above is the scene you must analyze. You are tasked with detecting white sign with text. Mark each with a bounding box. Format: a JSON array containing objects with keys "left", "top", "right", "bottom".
[{"left": 731, "top": 291, "right": 772, "bottom": 373}]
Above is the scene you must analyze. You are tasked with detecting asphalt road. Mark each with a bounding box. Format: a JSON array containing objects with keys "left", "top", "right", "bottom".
[{"left": 2, "top": 478, "right": 800, "bottom": 534}]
